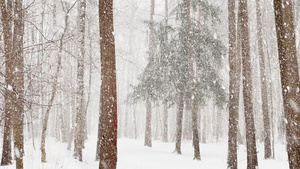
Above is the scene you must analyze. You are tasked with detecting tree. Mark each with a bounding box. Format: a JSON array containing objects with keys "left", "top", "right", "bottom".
[
  {"left": 255, "top": 0, "right": 271, "bottom": 159},
  {"left": 144, "top": 0, "right": 156, "bottom": 147},
  {"left": 40, "top": 1, "right": 77, "bottom": 162},
  {"left": 162, "top": 0, "right": 169, "bottom": 143},
  {"left": 240, "top": 0, "right": 258, "bottom": 168},
  {"left": 274, "top": 0, "right": 300, "bottom": 168},
  {"left": 12, "top": 0, "right": 25, "bottom": 168},
  {"left": 227, "top": 0, "right": 240, "bottom": 167},
  {"left": 0, "top": 0, "right": 13, "bottom": 165},
  {"left": 98, "top": 0, "right": 118, "bottom": 168},
  {"left": 74, "top": 0, "right": 86, "bottom": 161}
]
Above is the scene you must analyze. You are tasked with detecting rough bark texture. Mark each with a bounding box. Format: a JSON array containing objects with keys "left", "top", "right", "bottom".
[
  {"left": 175, "top": 95, "right": 184, "bottom": 154},
  {"left": 255, "top": 0, "right": 271, "bottom": 159},
  {"left": 12, "top": 1, "right": 25, "bottom": 168},
  {"left": 98, "top": 0, "right": 118, "bottom": 168},
  {"left": 274, "top": 1, "right": 300, "bottom": 168},
  {"left": 227, "top": 0, "right": 238, "bottom": 166},
  {"left": 227, "top": 0, "right": 239, "bottom": 166},
  {"left": 144, "top": 99, "right": 152, "bottom": 147},
  {"left": 0, "top": 0, "right": 13, "bottom": 165},
  {"left": 240, "top": 0, "right": 258, "bottom": 168},
  {"left": 74, "top": 0, "right": 86, "bottom": 161}
]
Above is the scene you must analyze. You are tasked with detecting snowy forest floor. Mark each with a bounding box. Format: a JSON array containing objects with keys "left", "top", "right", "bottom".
[{"left": 0, "top": 134, "right": 289, "bottom": 169}]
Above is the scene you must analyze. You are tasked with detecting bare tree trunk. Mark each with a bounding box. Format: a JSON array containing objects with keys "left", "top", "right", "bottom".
[
  {"left": 162, "top": 0, "right": 169, "bottom": 143},
  {"left": 12, "top": 1, "right": 25, "bottom": 168},
  {"left": 240, "top": 0, "right": 258, "bottom": 168},
  {"left": 274, "top": 1, "right": 300, "bottom": 168},
  {"left": 175, "top": 94, "right": 184, "bottom": 154},
  {"left": 0, "top": 0, "right": 13, "bottom": 165},
  {"left": 41, "top": 1, "right": 76, "bottom": 162},
  {"left": 74, "top": 0, "right": 86, "bottom": 161},
  {"left": 255, "top": 0, "right": 271, "bottom": 159},
  {"left": 162, "top": 100, "right": 168, "bottom": 142},
  {"left": 144, "top": 99, "right": 152, "bottom": 147},
  {"left": 98, "top": 0, "right": 118, "bottom": 168}
]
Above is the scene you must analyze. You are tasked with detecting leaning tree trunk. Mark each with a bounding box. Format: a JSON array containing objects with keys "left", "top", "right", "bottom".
[
  {"left": 240, "top": 0, "right": 258, "bottom": 168},
  {"left": 12, "top": 1, "right": 25, "bottom": 168},
  {"left": 255, "top": 0, "right": 271, "bottom": 159},
  {"left": 98, "top": 0, "right": 118, "bottom": 168},
  {"left": 274, "top": 1, "right": 300, "bottom": 168},
  {"left": 227, "top": 0, "right": 240, "bottom": 167},
  {"left": 74, "top": 0, "right": 86, "bottom": 162},
  {"left": 41, "top": 2, "right": 76, "bottom": 162},
  {"left": 0, "top": 0, "right": 13, "bottom": 166}
]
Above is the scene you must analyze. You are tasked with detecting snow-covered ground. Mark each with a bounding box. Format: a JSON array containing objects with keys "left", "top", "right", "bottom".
[{"left": 0, "top": 135, "right": 288, "bottom": 169}]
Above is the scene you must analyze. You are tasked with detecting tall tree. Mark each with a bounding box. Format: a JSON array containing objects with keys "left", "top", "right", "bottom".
[
  {"left": 227, "top": 0, "right": 240, "bottom": 167},
  {"left": 240, "top": 0, "right": 258, "bottom": 168},
  {"left": 98, "top": 0, "right": 118, "bottom": 168},
  {"left": 274, "top": 0, "right": 300, "bottom": 168},
  {"left": 183, "top": 0, "right": 201, "bottom": 160},
  {"left": 255, "top": 0, "right": 271, "bottom": 159},
  {"left": 74, "top": 0, "right": 86, "bottom": 161},
  {"left": 162, "top": 0, "right": 169, "bottom": 143},
  {"left": 12, "top": 0, "right": 25, "bottom": 168},
  {"left": 40, "top": 1, "right": 77, "bottom": 162},
  {"left": 0, "top": 0, "right": 13, "bottom": 165},
  {"left": 144, "top": 0, "right": 156, "bottom": 147}
]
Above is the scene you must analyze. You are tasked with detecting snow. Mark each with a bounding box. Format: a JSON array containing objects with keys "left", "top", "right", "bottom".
[{"left": 0, "top": 134, "right": 288, "bottom": 169}]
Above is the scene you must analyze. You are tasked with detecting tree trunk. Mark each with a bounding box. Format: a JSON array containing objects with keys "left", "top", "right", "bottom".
[
  {"left": 74, "top": 0, "right": 86, "bottom": 161},
  {"left": 162, "top": 100, "right": 168, "bottom": 142},
  {"left": 255, "top": 0, "right": 271, "bottom": 159},
  {"left": 0, "top": 0, "right": 13, "bottom": 165},
  {"left": 240, "top": 0, "right": 258, "bottom": 168},
  {"left": 98, "top": 0, "right": 118, "bottom": 168},
  {"left": 12, "top": 1, "right": 25, "bottom": 168},
  {"left": 41, "top": 2, "right": 76, "bottom": 162},
  {"left": 144, "top": 99, "right": 152, "bottom": 147},
  {"left": 175, "top": 94, "right": 184, "bottom": 154},
  {"left": 192, "top": 98, "right": 200, "bottom": 160},
  {"left": 274, "top": 1, "right": 300, "bottom": 168},
  {"left": 162, "top": 0, "right": 169, "bottom": 143}
]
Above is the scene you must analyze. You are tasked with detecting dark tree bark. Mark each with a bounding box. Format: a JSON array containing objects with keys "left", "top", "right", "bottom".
[
  {"left": 144, "top": 99, "right": 152, "bottom": 147},
  {"left": 274, "top": 1, "right": 300, "bottom": 168},
  {"left": 12, "top": 1, "right": 25, "bottom": 168},
  {"left": 255, "top": 0, "right": 271, "bottom": 159},
  {"left": 240, "top": 0, "right": 258, "bottom": 168},
  {"left": 74, "top": 0, "right": 86, "bottom": 161},
  {"left": 0, "top": 0, "right": 13, "bottom": 165},
  {"left": 227, "top": 0, "right": 239, "bottom": 167},
  {"left": 175, "top": 94, "right": 184, "bottom": 154},
  {"left": 98, "top": 0, "right": 118, "bottom": 168}
]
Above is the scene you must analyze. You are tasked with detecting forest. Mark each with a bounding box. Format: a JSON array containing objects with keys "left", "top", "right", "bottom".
[{"left": 0, "top": 0, "right": 299, "bottom": 169}]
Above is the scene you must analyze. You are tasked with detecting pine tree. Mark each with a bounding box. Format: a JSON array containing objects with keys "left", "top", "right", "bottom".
[
  {"left": 274, "top": 0, "right": 300, "bottom": 168},
  {"left": 98, "top": 0, "right": 118, "bottom": 168},
  {"left": 240, "top": 0, "right": 258, "bottom": 168},
  {"left": 0, "top": 0, "right": 13, "bottom": 165},
  {"left": 227, "top": 0, "right": 240, "bottom": 167},
  {"left": 255, "top": 0, "right": 271, "bottom": 159}
]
